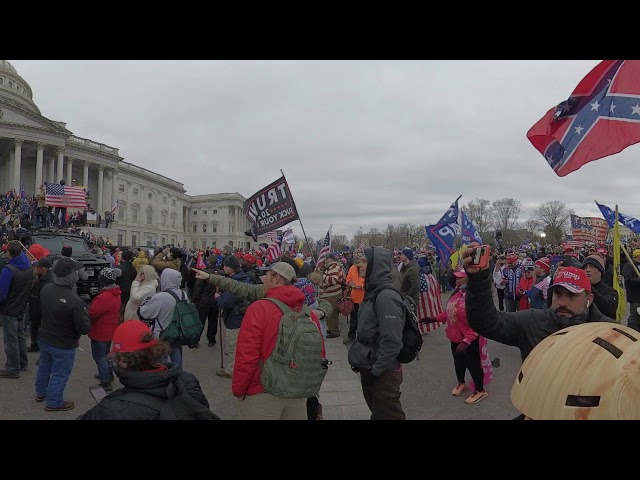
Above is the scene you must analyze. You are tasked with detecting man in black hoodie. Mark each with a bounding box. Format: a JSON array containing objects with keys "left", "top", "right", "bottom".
[
  {"left": 191, "top": 254, "right": 220, "bottom": 348},
  {"left": 27, "top": 256, "right": 55, "bottom": 353}
]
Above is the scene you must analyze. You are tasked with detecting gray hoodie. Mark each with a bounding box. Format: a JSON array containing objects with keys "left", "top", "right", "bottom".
[
  {"left": 347, "top": 246, "right": 404, "bottom": 376},
  {"left": 137, "top": 268, "right": 186, "bottom": 338}
]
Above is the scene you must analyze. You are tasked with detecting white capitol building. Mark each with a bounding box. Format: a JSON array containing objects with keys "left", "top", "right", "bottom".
[{"left": 0, "top": 60, "right": 262, "bottom": 250}]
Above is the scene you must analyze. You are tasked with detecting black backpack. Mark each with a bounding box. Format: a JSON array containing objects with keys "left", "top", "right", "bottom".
[
  {"left": 112, "top": 376, "right": 221, "bottom": 420},
  {"left": 375, "top": 286, "right": 423, "bottom": 363}
]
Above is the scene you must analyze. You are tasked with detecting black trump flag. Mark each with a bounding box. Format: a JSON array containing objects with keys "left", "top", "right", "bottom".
[{"left": 243, "top": 176, "right": 299, "bottom": 242}]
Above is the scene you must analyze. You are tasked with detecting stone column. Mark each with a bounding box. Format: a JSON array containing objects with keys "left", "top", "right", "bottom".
[
  {"left": 66, "top": 157, "right": 74, "bottom": 186},
  {"left": 56, "top": 146, "right": 65, "bottom": 184},
  {"left": 35, "top": 143, "right": 44, "bottom": 195},
  {"left": 13, "top": 138, "right": 23, "bottom": 192},
  {"left": 97, "top": 166, "right": 104, "bottom": 213},
  {"left": 83, "top": 161, "right": 89, "bottom": 190},
  {"left": 111, "top": 169, "right": 118, "bottom": 216},
  {"left": 48, "top": 157, "right": 55, "bottom": 184},
  {"left": 8, "top": 150, "right": 14, "bottom": 193}
]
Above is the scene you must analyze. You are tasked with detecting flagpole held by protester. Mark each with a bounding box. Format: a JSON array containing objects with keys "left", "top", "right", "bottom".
[
  {"left": 613, "top": 205, "right": 627, "bottom": 323},
  {"left": 279, "top": 169, "right": 315, "bottom": 261}
]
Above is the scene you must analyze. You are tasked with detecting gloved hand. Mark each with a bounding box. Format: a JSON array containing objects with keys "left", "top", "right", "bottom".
[
  {"left": 455, "top": 342, "right": 470, "bottom": 355},
  {"left": 420, "top": 316, "right": 439, "bottom": 324},
  {"left": 524, "top": 290, "right": 532, "bottom": 297}
]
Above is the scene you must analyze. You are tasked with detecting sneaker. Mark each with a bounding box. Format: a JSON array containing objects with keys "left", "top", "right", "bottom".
[
  {"left": 326, "top": 333, "right": 341, "bottom": 339},
  {"left": 451, "top": 383, "right": 467, "bottom": 396},
  {"left": 45, "top": 401, "right": 75, "bottom": 412},
  {"left": 465, "top": 391, "right": 489, "bottom": 404},
  {"left": 216, "top": 368, "right": 232, "bottom": 379},
  {"left": 20, "top": 366, "right": 28, "bottom": 372},
  {"left": 99, "top": 381, "right": 113, "bottom": 392},
  {"left": 0, "top": 370, "right": 20, "bottom": 379},
  {"left": 208, "top": 339, "right": 216, "bottom": 347},
  {"left": 35, "top": 394, "right": 45, "bottom": 403}
]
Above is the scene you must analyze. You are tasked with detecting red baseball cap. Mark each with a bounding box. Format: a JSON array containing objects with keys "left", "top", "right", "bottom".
[
  {"left": 112, "top": 320, "right": 157, "bottom": 353},
  {"left": 243, "top": 253, "right": 256, "bottom": 265},
  {"left": 597, "top": 247, "right": 608, "bottom": 256},
  {"left": 28, "top": 244, "right": 51, "bottom": 261},
  {"left": 553, "top": 267, "right": 592, "bottom": 294}
]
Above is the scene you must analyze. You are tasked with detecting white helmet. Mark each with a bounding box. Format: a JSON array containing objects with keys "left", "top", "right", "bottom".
[{"left": 511, "top": 322, "right": 640, "bottom": 420}]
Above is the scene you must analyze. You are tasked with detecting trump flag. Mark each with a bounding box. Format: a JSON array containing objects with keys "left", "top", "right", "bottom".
[{"left": 527, "top": 60, "right": 640, "bottom": 176}]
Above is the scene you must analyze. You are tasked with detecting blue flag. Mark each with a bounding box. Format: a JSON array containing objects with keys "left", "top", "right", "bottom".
[
  {"left": 437, "top": 195, "right": 461, "bottom": 225},
  {"left": 595, "top": 201, "right": 640, "bottom": 234},
  {"left": 425, "top": 222, "right": 458, "bottom": 268},
  {"left": 461, "top": 210, "right": 483, "bottom": 245}
]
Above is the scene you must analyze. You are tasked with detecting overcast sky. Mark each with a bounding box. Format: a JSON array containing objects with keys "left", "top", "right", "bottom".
[{"left": 8, "top": 60, "right": 635, "bottom": 242}]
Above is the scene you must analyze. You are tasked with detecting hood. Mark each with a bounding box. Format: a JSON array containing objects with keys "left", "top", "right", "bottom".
[
  {"left": 268, "top": 284, "right": 306, "bottom": 309},
  {"left": 53, "top": 270, "right": 79, "bottom": 287},
  {"left": 363, "top": 246, "right": 395, "bottom": 300},
  {"left": 99, "top": 284, "right": 122, "bottom": 296},
  {"left": 114, "top": 362, "right": 181, "bottom": 395},
  {"left": 9, "top": 252, "right": 32, "bottom": 270},
  {"left": 137, "top": 251, "right": 146, "bottom": 258},
  {"left": 160, "top": 268, "right": 182, "bottom": 292}
]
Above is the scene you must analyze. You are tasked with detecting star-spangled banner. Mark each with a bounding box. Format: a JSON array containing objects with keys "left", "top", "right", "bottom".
[{"left": 527, "top": 60, "right": 640, "bottom": 176}]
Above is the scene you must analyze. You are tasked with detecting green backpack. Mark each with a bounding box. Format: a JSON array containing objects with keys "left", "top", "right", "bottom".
[
  {"left": 260, "top": 298, "right": 328, "bottom": 399},
  {"left": 159, "top": 290, "right": 203, "bottom": 348}
]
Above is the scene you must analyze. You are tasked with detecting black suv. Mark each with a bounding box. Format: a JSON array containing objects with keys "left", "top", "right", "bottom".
[{"left": 29, "top": 228, "right": 111, "bottom": 298}]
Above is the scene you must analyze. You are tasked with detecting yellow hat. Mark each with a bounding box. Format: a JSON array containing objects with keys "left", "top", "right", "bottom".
[{"left": 633, "top": 249, "right": 640, "bottom": 258}]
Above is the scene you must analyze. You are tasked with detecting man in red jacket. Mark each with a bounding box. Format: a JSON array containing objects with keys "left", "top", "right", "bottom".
[{"left": 232, "top": 262, "right": 326, "bottom": 420}]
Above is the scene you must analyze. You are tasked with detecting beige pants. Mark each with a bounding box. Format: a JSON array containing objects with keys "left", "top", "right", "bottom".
[
  {"left": 322, "top": 294, "right": 342, "bottom": 335},
  {"left": 224, "top": 327, "right": 239, "bottom": 376},
  {"left": 237, "top": 392, "right": 307, "bottom": 420}
]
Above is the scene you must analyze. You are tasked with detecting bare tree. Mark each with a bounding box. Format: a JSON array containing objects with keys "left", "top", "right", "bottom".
[
  {"left": 523, "top": 218, "right": 541, "bottom": 239},
  {"left": 331, "top": 234, "right": 348, "bottom": 251},
  {"left": 463, "top": 198, "right": 493, "bottom": 239},
  {"left": 492, "top": 198, "right": 522, "bottom": 245},
  {"left": 533, "top": 200, "right": 571, "bottom": 244}
]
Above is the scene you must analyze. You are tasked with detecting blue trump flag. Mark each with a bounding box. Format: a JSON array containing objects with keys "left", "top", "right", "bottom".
[
  {"left": 461, "top": 210, "right": 483, "bottom": 244},
  {"left": 595, "top": 201, "right": 640, "bottom": 234},
  {"left": 437, "top": 195, "right": 461, "bottom": 225},
  {"left": 425, "top": 222, "right": 458, "bottom": 268}
]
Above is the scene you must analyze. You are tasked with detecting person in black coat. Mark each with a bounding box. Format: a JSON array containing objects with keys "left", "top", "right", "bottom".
[
  {"left": 76, "top": 320, "right": 210, "bottom": 420},
  {"left": 191, "top": 255, "right": 220, "bottom": 347},
  {"left": 115, "top": 250, "right": 138, "bottom": 322},
  {"left": 582, "top": 254, "right": 619, "bottom": 320},
  {"left": 27, "top": 256, "right": 54, "bottom": 352}
]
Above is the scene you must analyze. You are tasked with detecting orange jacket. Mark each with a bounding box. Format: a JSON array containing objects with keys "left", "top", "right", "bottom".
[{"left": 346, "top": 264, "right": 365, "bottom": 304}]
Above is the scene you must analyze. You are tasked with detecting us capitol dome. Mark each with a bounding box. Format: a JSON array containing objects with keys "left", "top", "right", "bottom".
[{"left": 0, "top": 60, "right": 40, "bottom": 114}]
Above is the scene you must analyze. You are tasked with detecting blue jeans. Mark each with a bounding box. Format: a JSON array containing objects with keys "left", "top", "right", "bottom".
[
  {"left": 35, "top": 339, "right": 76, "bottom": 408},
  {"left": 168, "top": 345, "right": 183, "bottom": 370},
  {"left": 90, "top": 339, "right": 113, "bottom": 382},
  {"left": 1, "top": 312, "right": 28, "bottom": 375}
]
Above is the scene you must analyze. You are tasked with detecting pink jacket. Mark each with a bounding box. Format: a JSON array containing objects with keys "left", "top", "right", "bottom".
[{"left": 435, "top": 287, "right": 478, "bottom": 345}]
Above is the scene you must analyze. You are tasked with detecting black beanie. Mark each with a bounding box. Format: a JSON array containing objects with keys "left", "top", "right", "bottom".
[
  {"left": 61, "top": 246, "right": 72, "bottom": 257},
  {"left": 582, "top": 254, "right": 605, "bottom": 276},
  {"left": 223, "top": 255, "right": 241, "bottom": 271}
]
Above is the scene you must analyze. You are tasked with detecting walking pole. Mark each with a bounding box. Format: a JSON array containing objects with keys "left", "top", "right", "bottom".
[{"left": 217, "top": 288, "right": 224, "bottom": 369}]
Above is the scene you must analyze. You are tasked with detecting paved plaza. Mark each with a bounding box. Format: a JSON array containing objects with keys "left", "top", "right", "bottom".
[{"left": 0, "top": 290, "right": 525, "bottom": 420}]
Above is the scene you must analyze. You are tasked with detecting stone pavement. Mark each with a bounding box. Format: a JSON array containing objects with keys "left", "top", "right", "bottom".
[{"left": 0, "top": 290, "right": 525, "bottom": 420}]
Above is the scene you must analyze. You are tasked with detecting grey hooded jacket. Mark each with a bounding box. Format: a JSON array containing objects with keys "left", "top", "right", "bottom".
[
  {"left": 347, "top": 246, "right": 404, "bottom": 377},
  {"left": 138, "top": 268, "right": 187, "bottom": 338}
]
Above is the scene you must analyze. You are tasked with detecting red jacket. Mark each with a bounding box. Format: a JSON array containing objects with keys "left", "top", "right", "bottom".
[
  {"left": 232, "top": 285, "right": 325, "bottom": 398},
  {"left": 517, "top": 275, "right": 535, "bottom": 311},
  {"left": 88, "top": 286, "right": 122, "bottom": 342},
  {"left": 436, "top": 287, "right": 478, "bottom": 345}
]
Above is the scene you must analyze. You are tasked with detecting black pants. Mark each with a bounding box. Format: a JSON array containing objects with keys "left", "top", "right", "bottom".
[
  {"left": 450, "top": 339, "right": 484, "bottom": 392},
  {"left": 359, "top": 368, "right": 406, "bottom": 420},
  {"left": 348, "top": 303, "right": 360, "bottom": 338},
  {"left": 496, "top": 288, "right": 505, "bottom": 311},
  {"left": 197, "top": 305, "right": 219, "bottom": 342},
  {"left": 29, "top": 302, "right": 41, "bottom": 347}
]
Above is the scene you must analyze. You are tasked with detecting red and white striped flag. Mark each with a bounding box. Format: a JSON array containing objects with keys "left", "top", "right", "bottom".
[
  {"left": 265, "top": 231, "right": 277, "bottom": 242},
  {"left": 267, "top": 233, "right": 283, "bottom": 262},
  {"left": 317, "top": 227, "right": 331, "bottom": 264},
  {"left": 45, "top": 183, "right": 86, "bottom": 208},
  {"left": 416, "top": 272, "right": 445, "bottom": 334}
]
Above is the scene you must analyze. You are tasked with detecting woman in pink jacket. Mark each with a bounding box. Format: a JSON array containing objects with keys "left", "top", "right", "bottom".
[{"left": 434, "top": 268, "right": 492, "bottom": 404}]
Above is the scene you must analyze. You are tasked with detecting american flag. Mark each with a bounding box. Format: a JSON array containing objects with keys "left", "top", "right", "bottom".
[
  {"left": 45, "top": 183, "right": 86, "bottom": 208},
  {"left": 563, "top": 241, "right": 584, "bottom": 251},
  {"left": 317, "top": 227, "right": 331, "bottom": 264},
  {"left": 416, "top": 272, "right": 445, "bottom": 334},
  {"left": 267, "top": 233, "right": 283, "bottom": 262},
  {"left": 265, "top": 231, "right": 278, "bottom": 242}
]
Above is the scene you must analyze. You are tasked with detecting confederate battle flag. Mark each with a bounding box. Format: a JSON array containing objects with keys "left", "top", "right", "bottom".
[{"left": 527, "top": 60, "right": 640, "bottom": 177}]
